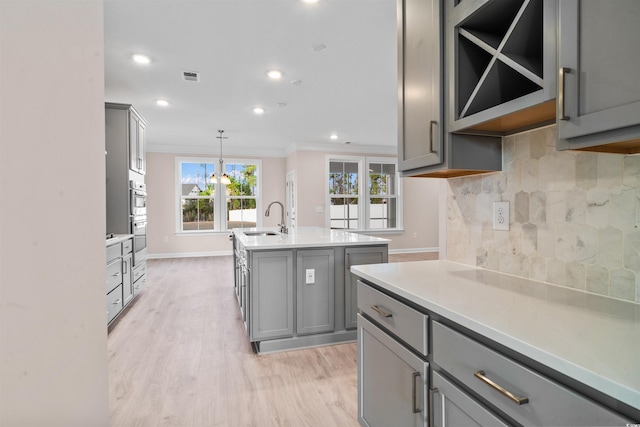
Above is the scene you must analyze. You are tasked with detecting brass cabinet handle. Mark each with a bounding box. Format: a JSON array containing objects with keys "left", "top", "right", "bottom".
[
  {"left": 429, "top": 388, "right": 439, "bottom": 427},
  {"left": 429, "top": 120, "right": 437, "bottom": 153},
  {"left": 559, "top": 67, "right": 571, "bottom": 121},
  {"left": 411, "top": 372, "right": 421, "bottom": 414},
  {"left": 474, "top": 370, "right": 529, "bottom": 405},
  {"left": 370, "top": 305, "right": 393, "bottom": 318}
]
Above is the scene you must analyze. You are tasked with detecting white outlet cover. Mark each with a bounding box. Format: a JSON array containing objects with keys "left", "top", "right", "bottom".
[
  {"left": 305, "top": 268, "right": 315, "bottom": 284},
  {"left": 493, "top": 201, "right": 510, "bottom": 231}
]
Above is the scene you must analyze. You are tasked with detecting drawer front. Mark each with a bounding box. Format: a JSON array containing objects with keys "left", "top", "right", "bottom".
[
  {"left": 357, "top": 281, "right": 428, "bottom": 356},
  {"left": 106, "top": 285, "right": 123, "bottom": 324},
  {"left": 132, "top": 263, "right": 146, "bottom": 295},
  {"left": 105, "top": 259, "right": 122, "bottom": 293},
  {"left": 132, "top": 262, "right": 146, "bottom": 284},
  {"left": 122, "top": 238, "right": 133, "bottom": 254},
  {"left": 358, "top": 314, "right": 428, "bottom": 427},
  {"left": 106, "top": 243, "right": 121, "bottom": 263},
  {"left": 432, "top": 321, "right": 631, "bottom": 426}
]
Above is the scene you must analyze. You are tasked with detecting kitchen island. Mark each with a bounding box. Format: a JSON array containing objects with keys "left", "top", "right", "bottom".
[
  {"left": 352, "top": 260, "right": 640, "bottom": 425},
  {"left": 232, "top": 226, "right": 389, "bottom": 353}
]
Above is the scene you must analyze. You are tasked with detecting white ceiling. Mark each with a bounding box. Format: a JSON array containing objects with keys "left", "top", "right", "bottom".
[{"left": 104, "top": 0, "right": 398, "bottom": 157}]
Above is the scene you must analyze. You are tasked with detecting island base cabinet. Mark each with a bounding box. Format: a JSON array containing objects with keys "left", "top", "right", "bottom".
[
  {"left": 249, "top": 251, "right": 294, "bottom": 341},
  {"left": 358, "top": 314, "right": 428, "bottom": 427},
  {"left": 296, "top": 249, "right": 335, "bottom": 335},
  {"left": 431, "top": 372, "right": 510, "bottom": 427}
]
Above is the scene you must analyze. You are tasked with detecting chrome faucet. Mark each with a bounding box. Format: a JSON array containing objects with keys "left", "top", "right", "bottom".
[{"left": 265, "top": 201, "right": 288, "bottom": 234}]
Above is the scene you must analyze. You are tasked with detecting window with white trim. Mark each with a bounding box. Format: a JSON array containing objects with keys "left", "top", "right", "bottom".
[
  {"left": 327, "top": 156, "right": 401, "bottom": 231},
  {"left": 177, "top": 158, "right": 261, "bottom": 232}
]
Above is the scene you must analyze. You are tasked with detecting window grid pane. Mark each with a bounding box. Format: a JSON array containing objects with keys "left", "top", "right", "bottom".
[
  {"left": 181, "top": 196, "right": 215, "bottom": 231},
  {"left": 227, "top": 197, "right": 257, "bottom": 229},
  {"left": 330, "top": 196, "right": 359, "bottom": 229}
]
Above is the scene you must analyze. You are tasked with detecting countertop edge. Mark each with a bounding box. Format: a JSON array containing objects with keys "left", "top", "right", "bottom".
[{"left": 106, "top": 234, "right": 133, "bottom": 247}]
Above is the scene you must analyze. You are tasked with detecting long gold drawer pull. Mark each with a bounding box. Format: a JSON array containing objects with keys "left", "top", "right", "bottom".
[
  {"left": 559, "top": 67, "right": 571, "bottom": 121},
  {"left": 474, "top": 371, "right": 529, "bottom": 405},
  {"left": 411, "top": 372, "right": 421, "bottom": 413},
  {"left": 370, "top": 305, "right": 392, "bottom": 318}
]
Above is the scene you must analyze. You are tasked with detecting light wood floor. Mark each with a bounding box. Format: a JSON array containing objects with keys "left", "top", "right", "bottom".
[{"left": 108, "top": 252, "right": 438, "bottom": 426}]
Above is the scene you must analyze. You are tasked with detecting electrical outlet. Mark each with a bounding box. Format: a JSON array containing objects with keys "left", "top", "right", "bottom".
[
  {"left": 305, "top": 269, "right": 315, "bottom": 284},
  {"left": 493, "top": 201, "right": 510, "bottom": 231}
]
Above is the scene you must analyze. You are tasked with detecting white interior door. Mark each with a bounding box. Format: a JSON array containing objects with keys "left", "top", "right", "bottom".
[{"left": 285, "top": 170, "right": 296, "bottom": 229}]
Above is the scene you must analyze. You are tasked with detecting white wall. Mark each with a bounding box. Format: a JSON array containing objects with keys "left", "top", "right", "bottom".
[{"left": 0, "top": 2, "right": 109, "bottom": 425}]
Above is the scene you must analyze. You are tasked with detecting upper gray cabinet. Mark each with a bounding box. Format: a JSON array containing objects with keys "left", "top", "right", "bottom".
[
  {"left": 398, "top": 0, "right": 502, "bottom": 178},
  {"left": 106, "top": 102, "right": 147, "bottom": 177},
  {"left": 129, "top": 108, "right": 146, "bottom": 175},
  {"left": 397, "top": 0, "right": 443, "bottom": 172},
  {"left": 446, "top": 0, "right": 557, "bottom": 135},
  {"left": 557, "top": 0, "right": 640, "bottom": 154}
]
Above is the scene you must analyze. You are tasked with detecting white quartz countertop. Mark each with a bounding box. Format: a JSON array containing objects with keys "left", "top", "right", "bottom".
[
  {"left": 233, "top": 226, "right": 389, "bottom": 250},
  {"left": 105, "top": 234, "right": 133, "bottom": 247},
  {"left": 351, "top": 260, "right": 640, "bottom": 410}
]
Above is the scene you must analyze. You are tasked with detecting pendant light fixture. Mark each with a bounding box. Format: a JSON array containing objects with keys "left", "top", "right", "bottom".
[{"left": 215, "top": 130, "right": 231, "bottom": 185}]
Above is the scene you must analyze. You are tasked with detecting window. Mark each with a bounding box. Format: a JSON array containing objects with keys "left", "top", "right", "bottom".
[
  {"left": 368, "top": 162, "right": 398, "bottom": 229},
  {"left": 177, "top": 158, "right": 261, "bottom": 232},
  {"left": 327, "top": 156, "right": 401, "bottom": 231},
  {"left": 329, "top": 160, "right": 361, "bottom": 229}
]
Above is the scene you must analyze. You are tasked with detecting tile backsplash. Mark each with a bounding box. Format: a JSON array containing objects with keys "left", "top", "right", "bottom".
[{"left": 446, "top": 125, "right": 640, "bottom": 303}]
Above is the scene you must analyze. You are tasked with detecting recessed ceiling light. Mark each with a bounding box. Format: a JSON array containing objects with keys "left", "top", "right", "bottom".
[
  {"left": 330, "top": 134, "right": 338, "bottom": 140},
  {"left": 266, "top": 69, "right": 284, "bottom": 79},
  {"left": 302, "top": 0, "right": 319, "bottom": 3},
  {"left": 131, "top": 54, "right": 151, "bottom": 64},
  {"left": 253, "top": 107, "right": 265, "bottom": 114},
  {"left": 156, "top": 99, "right": 169, "bottom": 107}
]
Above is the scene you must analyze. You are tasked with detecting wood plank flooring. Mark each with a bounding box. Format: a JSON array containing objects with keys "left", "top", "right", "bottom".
[{"left": 108, "top": 252, "right": 438, "bottom": 426}]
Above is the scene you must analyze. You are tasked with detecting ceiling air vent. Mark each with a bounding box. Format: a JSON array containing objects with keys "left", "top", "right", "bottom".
[{"left": 183, "top": 71, "right": 200, "bottom": 82}]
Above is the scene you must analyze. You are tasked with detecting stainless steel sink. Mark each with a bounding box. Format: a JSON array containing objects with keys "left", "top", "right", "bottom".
[{"left": 243, "top": 231, "right": 279, "bottom": 236}]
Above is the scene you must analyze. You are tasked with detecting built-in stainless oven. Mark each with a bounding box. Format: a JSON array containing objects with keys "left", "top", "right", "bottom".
[
  {"left": 132, "top": 215, "right": 147, "bottom": 266},
  {"left": 130, "top": 181, "right": 147, "bottom": 217}
]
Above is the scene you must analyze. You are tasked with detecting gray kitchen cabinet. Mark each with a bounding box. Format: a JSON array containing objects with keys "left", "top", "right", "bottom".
[
  {"left": 446, "top": 0, "right": 557, "bottom": 135},
  {"left": 125, "top": 105, "right": 146, "bottom": 174},
  {"left": 358, "top": 284, "right": 429, "bottom": 427},
  {"left": 296, "top": 249, "right": 335, "bottom": 335},
  {"left": 398, "top": 0, "right": 502, "bottom": 178},
  {"left": 122, "top": 252, "right": 133, "bottom": 306},
  {"left": 345, "top": 246, "right": 388, "bottom": 329},
  {"left": 106, "top": 285, "right": 124, "bottom": 325},
  {"left": 249, "top": 250, "right": 294, "bottom": 341},
  {"left": 431, "top": 371, "right": 510, "bottom": 427},
  {"left": 432, "top": 320, "right": 631, "bottom": 426},
  {"left": 398, "top": 0, "right": 443, "bottom": 172},
  {"left": 105, "top": 238, "right": 130, "bottom": 326},
  {"left": 353, "top": 273, "right": 636, "bottom": 426},
  {"left": 557, "top": 0, "right": 640, "bottom": 154}
]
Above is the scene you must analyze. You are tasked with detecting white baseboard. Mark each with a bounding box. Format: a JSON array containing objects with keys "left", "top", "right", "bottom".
[
  {"left": 147, "top": 251, "right": 233, "bottom": 259},
  {"left": 388, "top": 247, "right": 439, "bottom": 255}
]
